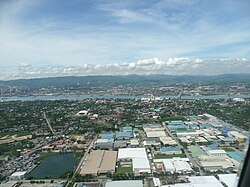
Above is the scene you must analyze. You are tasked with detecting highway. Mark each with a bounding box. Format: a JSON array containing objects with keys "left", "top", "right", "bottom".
[{"left": 162, "top": 122, "right": 204, "bottom": 175}]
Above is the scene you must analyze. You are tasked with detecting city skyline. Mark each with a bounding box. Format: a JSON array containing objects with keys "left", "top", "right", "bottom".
[{"left": 0, "top": 0, "right": 250, "bottom": 80}]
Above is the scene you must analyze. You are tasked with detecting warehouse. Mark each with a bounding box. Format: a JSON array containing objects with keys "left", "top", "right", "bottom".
[
  {"left": 116, "top": 132, "right": 133, "bottom": 140},
  {"left": 143, "top": 140, "right": 161, "bottom": 147},
  {"left": 143, "top": 124, "right": 166, "bottom": 138},
  {"left": 114, "top": 140, "right": 127, "bottom": 148},
  {"left": 218, "top": 174, "right": 238, "bottom": 187},
  {"left": 122, "top": 126, "right": 133, "bottom": 133},
  {"left": 176, "top": 131, "right": 200, "bottom": 137},
  {"left": 101, "top": 132, "right": 114, "bottom": 139},
  {"left": 198, "top": 156, "right": 235, "bottom": 171},
  {"left": 188, "top": 145, "right": 207, "bottom": 157},
  {"left": 154, "top": 158, "right": 192, "bottom": 174},
  {"left": 130, "top": 139, "right": 140, "bottom": 147},
  {"left": 207, "top": 149, "right": 227, "bottom": 157},
  {"left": 161, "top": 176, "right": 224, "bottom": 187},
  {"left": 160, "top": 147, "right": 182, "bottom": 155},
  {"left": 105, "top": 180, "right": 143, "bottom": 187},
  {"left": 80, "top": 150, "right": 117, "bottom": 175},
  {"left": 228, "top": 131, "right": 248, "bottom": 142},
  {"left": 145, "top": 131, "right": 167, "bottom": 138},
  {"left": 118, "top": 148, "right": 151, "bottom": 173},
  {"left": 227, "top": 151, "right": 244, "bottom": 162},
  {"left": 160, "top": 136, "right": 177, "bottom": 145},
  {"left": 9, "top": 171, "right": 27, "bottom": 180},
  {"left": 95, "top": 138, "right": 114, "bottom": 149}
]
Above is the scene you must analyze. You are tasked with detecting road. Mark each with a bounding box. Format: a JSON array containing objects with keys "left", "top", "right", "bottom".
[
  {"left": 65, "top": 136, "right": 97, "bottom": 187},
  {"left": 43, "top": 112, "right": 55, "bottom": 135},
  {"left": 162, "top": 122, "right": 204, "bottom": 175}
]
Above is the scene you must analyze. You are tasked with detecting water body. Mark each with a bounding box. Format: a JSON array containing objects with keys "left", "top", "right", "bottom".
[
  {"left": 29, "top": 153, "right": 76, "bottom": 178},
  {"left": 1, "top": 94, "right": 250, "bottom": 101}
]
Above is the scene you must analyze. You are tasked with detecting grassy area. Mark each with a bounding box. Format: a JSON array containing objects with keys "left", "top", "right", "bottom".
[
  {"left": 73, "top": 152, "right": 84, "bottom": 163},
  {"left": 220, "top": 147, "right": 235, "bottom": 152},
  {"left": 36, "top": 152, "right": 60, "bottom": 162},
  {"left": 154, "top": 154, "right": 186, "bottom": 159},
  {"left": 116, "top": 166, "right": 133, "bottom": 174},
  {"left": 0, "top": 131, "right": 31, "bottom": 138}
]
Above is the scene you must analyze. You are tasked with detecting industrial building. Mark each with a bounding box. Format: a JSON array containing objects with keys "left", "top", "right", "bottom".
[
  {"left": 188, "top": 145, "right": 207, "bottom": 157},
  {"left": 218, "top": 174, "right": 238, "bottom": 187},
  {"left": 95, "top": 138, "right": 114, "bottom": 149},
  {"left": 116, "top": 132, "right": 133, "bottom": 140},
  {"left": 129, "top": 139, "right": 140, "bottom": 147},
  {"left": 198, "top": 156, "right": 235, "bottom": 171},
  {"left": 161, "top": 176, "right": 224, "bottom": 187},
  {"left": 143, "top": 124, "right": 166, "bottom": 138},
  {"left": 100, "top": 132, "right": 115, "bottom": 139},
  {"left": 118, "top": 148, "right": 151, "bottom": 173},
  {"left": 143, "top": 140, "right": 161, "bottom": 147},
  {"left": 228, "top": 131, "right": 248, "bottom": 142},
  {"left": 160, "top": 147, "right": 182, "bottom": 155},
  {"left": 154, "top": 157, "right": 192, "bottom": 174},
  {"left": 105, "top": 180, "right": 143, "bottom": 187},
  {"left": 80, "top": 150, "right": 117, "bottom": 175},
  {"left": 9, "top": 171, "right": 27, "bottom": 180},
  {"left": 159, "top": 136, "right": 177, "bottom": 145},
  {"left": 114, "top": 140, "right": 127, "bottom": 148}
]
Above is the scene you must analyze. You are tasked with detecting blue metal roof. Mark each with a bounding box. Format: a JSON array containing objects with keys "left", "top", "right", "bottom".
[
  {"left": 101, "top": 132, "right": 114, "bottom": 139},
  {"left": 207, "top": 144, "right": 220, "bottom": 150},
  {"left": 116, "top": 132, "right": 133, "bottom": 139},
  {"left": 168, "top": 120, "right": 184, "bottom": 126},
  {"left": 168, "top": 125, "right": 187, "bottom": 130},
  {"left": 227, "top": 152, "right": 244, "bottom": 162},
  {"left": 160, "top": 147, "right": 181, "bottom": 152},
  {"left": 122, "top": 126, "right": 133, "bottom": 132},
  {"left": 199, "top": 123, "right": 212, "bottom": 129},
  {"left": 221, "top": 137, "right": 236, "bottom": 141},
  {"left": 220, "top": 127, "right": 232, "bottom": 134}
]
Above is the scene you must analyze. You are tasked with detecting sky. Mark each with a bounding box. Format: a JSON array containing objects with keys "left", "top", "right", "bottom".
[{"left": 0, "top": 0, "right": 250, "bottom": 80}]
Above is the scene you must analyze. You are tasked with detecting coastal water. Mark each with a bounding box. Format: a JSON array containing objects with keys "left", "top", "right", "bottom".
[
  {"left": 1, "top": 94, "right": 250, "bottom": 101},
  {"left": 28, "top": 153, "right": 76, "bottom": 178}
]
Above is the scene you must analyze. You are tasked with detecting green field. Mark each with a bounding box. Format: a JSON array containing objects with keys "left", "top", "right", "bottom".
[
  {"left": 116, "top": 166, "right": 133, "bottom": 173},
  {"left": 154, "top": 154, "right": 186, "bottom": 159},
  {"left": 220, "top": 147, "right": 235, "bottom": 152}
]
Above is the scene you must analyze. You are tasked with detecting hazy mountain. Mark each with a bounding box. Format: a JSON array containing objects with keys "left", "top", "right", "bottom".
[{"left": 0, "top": 74, "right": 249, "bottom": 90}]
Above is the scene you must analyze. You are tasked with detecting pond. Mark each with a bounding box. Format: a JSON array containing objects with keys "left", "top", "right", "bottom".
[{"left": 28, "top": 153, "right": 77, "bottom": 178}]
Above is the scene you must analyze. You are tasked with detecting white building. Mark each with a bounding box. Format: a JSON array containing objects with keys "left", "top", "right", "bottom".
[
  {"left": 207, "top": 150, "right": 227, "bottom": 157},
  {"left": 176, "top": 131, "right": 200, "bottom": 137},
  {"left": 160, "top": 136, "right": 177, "bottom": 145},
  {"left": 228, "top": 131, "right": 248, "bottom": 142},
  {"left": 9, "top": 171, "right": 27, "bottom": 180},
  {"left": 154, "top": 158, "right": 192, "bottom": 174},
  {"left": 118, "top": 148, "right": 151, "bottom": 173},
  {"left": 218, "top": 174, "right": 238, "bottom": 187},
  {"left": 105, "top": 180, "right": 143, "bottom": 187},
  {"left": 161, "top": 176, "right": 224, "bottom": 187}
]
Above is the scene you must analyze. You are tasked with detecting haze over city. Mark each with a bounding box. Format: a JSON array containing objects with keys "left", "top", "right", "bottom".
[{"left": 0, "top": 0, "right": 250, "bottom": 80}]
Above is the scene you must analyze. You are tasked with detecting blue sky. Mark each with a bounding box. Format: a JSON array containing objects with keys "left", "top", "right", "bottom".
[{"left": 0, "top": 0, "right": 250, "bottom": 79}]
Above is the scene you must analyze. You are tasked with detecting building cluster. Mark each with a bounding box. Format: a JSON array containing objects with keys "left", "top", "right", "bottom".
[{"left": 77, "top": 112, "right": 247, "bottom": 187}]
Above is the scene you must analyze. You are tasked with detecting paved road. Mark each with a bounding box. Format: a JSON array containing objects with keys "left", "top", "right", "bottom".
[
  {"left": 65, "top": 136, "right": 97, "bottom": 187},
  {"left": 43, "top": 112, "right": 55, "bottom": 135},
  {"left": 162, "top": 122, "right": 204, "bottom": 175}
]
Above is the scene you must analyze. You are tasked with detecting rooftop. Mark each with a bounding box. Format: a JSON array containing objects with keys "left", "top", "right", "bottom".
[
  {"left": 80, "top": 150, "right": 117, "bottom": 175},
  {"left": 105, "top": 180, "right": 143, "bottom": 187}
]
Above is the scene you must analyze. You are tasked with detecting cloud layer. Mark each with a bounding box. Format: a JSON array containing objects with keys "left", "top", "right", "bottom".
[
  {"left": 0, "top": 0, "right": 250, "bottom": 80},
  {"left": 1, "top": 58, "right": 249, "bottom": 80}
]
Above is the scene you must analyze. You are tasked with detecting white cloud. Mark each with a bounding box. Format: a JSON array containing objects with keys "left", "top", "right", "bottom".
[
  {"left": 0, "top": 0, "right": 250, "bottom": 80},
  {"left": 0, "top": 57, "right": 249, "bottom": 80}
]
